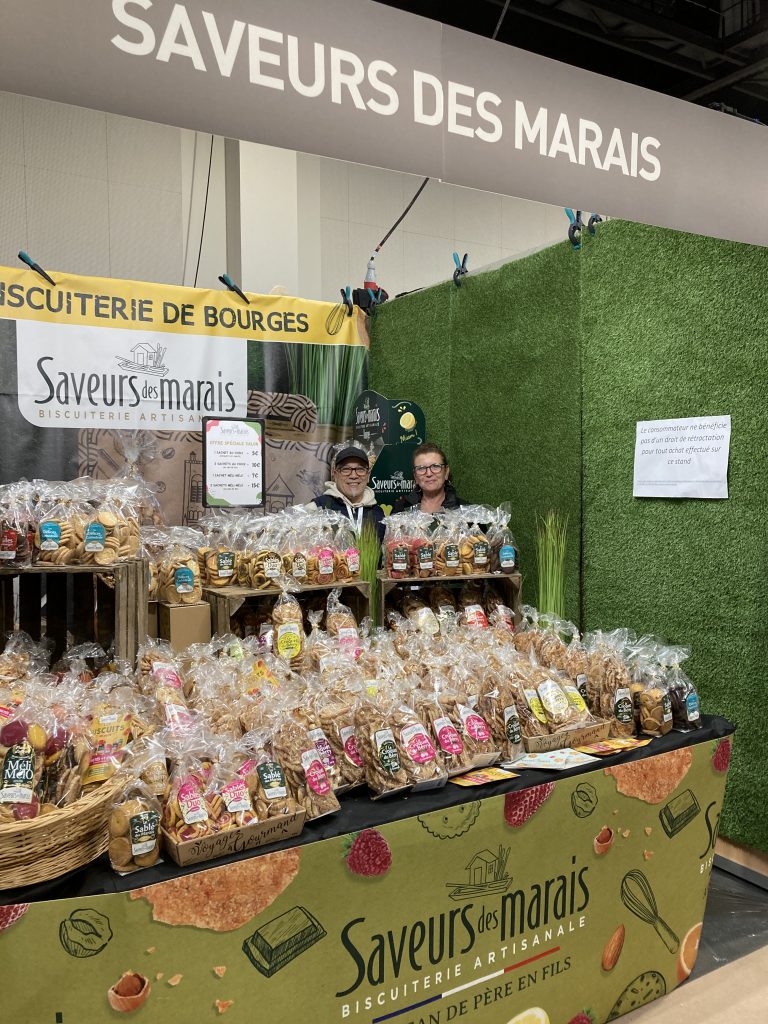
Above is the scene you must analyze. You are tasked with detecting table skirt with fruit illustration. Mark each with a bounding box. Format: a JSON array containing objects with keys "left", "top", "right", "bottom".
[{"left": 1, "top": 719, "right": 733, "bottom": 1024}]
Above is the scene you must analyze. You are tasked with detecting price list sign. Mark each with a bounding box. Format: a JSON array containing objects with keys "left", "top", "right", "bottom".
[{"left": 202, "top": 417, "right": 265, "bottom": 508}]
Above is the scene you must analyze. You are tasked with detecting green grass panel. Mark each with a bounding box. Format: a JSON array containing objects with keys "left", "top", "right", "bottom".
[
  {"left": 369, "top": 280, "right": 454, "bottom": 454},
  {"left": 370, "top": 242, "right": 582, "bottom": 620},
  {"left": 582, "top": 220, "right": 768, "bottom": 851}
]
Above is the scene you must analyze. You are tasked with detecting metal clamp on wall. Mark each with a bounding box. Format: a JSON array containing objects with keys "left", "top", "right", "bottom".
[{"left": 452, "top": 251, "right": 469, "bottom": 286}]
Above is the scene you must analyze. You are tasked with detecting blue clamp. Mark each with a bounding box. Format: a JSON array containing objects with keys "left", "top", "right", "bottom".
[
  {"left": 341, "top": 286, "right": 353, "bottom": 316},
  {"left": 18, "top": 250, "right": 56, "bottom": 287},
  {"left": 588, "top": 213, "right": 603, "bottom": 235},
  {"left": 218, "top": 273, "right": 250, "bottom": 304},
  {"left": 452, "top": 251, "right": 469, "bottom": 287},
  {"left": 565, "top": 209, "right": 584, "bottom": 250}
]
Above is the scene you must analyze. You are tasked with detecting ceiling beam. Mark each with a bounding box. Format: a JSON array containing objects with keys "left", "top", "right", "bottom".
[{"left": 685, "top": 53, "right": 768, "bottom": 100}]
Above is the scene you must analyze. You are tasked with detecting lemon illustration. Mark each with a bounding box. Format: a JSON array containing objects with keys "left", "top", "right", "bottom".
[
  {"left": 400, "top": 411, "right": 416, "bottom": 430},
  {"left": 507, "top": 1009, "right": 550, "bottom": 1024}
]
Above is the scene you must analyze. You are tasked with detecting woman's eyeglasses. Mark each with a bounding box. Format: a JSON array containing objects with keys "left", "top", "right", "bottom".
[{"left": 414, "top": 463, "right": 445, "bottom": 475}]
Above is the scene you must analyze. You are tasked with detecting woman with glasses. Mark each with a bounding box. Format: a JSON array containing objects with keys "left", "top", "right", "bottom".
[
  {"left": 393, "top": 442, "right": 463, "bottom": 515},
  {"left": 308, "top": 443, "right": 385, "bottom": 539}
]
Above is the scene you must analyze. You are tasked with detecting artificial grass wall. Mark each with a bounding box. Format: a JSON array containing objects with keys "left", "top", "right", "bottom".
[
  {"left": 369, "top": 242, "right": 582, "bottom": 624},
  {"left": 371, "top": 219, "right": 768, "bottom": 852},
  {"left": 581, "top": 220, "right": 768, "bottom": 852}
]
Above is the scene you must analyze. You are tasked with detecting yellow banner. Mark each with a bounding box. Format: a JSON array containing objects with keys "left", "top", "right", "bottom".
[{"left": 0, "top": 266, "right": 367, "bottom": 347}]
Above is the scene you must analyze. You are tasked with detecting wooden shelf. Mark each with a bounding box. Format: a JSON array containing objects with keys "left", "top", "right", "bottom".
[
  {"left": 0, "top": 559, "right": 148, "bottom": 664},
  {"left": 202, "top": 579, "right": 372, "bottom": 636},
  {"left": 376, "top": 571, "right": 523, "bottom": 630}
]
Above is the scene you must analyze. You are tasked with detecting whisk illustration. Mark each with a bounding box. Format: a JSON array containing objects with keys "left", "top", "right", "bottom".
[{"left": 621, "top": 869, "right": 680, "bottom": 953}]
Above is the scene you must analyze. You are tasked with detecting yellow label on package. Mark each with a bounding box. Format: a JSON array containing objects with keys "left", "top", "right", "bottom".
[
  {"left": 243, "top": 658, "right": 280, "bottom": 694},
  {"left": 83, "top": 709, "right": 132, "bottom": 785},
  {"left": 450, "top": 767, "right": 519, "bottom": 787},
  {"left": 276, "top": 623, "right": 302, "bottom": 660},
  {"left": 574, "top": 737, "right": 653, "bottom": 756}
]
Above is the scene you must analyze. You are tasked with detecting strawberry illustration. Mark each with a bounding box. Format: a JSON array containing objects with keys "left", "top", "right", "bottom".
[
  {"left": 713, "top": 738, "right": 731, "bottom": 773},
  {"left": 345, "top": 829, "right": 392, "bottom": 877},
  {"left": 567, "top": 1012, "right": 594, "bottom": 1024},
  {"left": 504, "top": 783, "right": 555, "bottom": 828},
  {"left": 0, "top": 903, "right": 29, "bottom": 932}
]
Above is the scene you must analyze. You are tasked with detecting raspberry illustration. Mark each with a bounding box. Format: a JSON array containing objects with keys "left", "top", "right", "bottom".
[
  {"left": 0, "top": 903, "right": 29, "bottom": 932},
  {"left": 504, "top": 783, "right": 555, "bottom": 828},
  {"left": 712, "top": 738, "right": 731, "bottom": 773},
  {"left": 345, "top": 829, "right": 392, "bottom": 877},
  {"left": 567, "top": 1012, "right": 594, "bottom": 1024}
]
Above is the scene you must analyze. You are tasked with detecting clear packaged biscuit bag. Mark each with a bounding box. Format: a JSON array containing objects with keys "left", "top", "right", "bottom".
[
  {"left": 414, "top": 678, "right": 475, "bottom": 775},
  {"left": 354, "top": 687, "right": 412, "bottom": 798},
  {"left": 238, "top": 728, "right": 302, "bottom": 818},
  {"left": 313, "top": 674, "right": 366, "bottom": 791},
  {"left": 0, "top": 483, "right": 33, "bottom": 567},
  {"left": 658, "top": 645, "right": 702, "bottom": 732},
  {"left": 108, "top": 776, "right": 163, "bottom": 874},
  {"left": 392, "top": 679, "right": 447, "bottom": 790},
  {"left": 488, "top": 505, "right": 518, "bottom": 575},
  {"left": 269, "top": 706, "right": 341, "bottom": 820},
  {"left": 325, "top": 588, "right": 361, "bottom": 658},
  {"left": 157, "top": 538, "right": 203, "bottom": 605},
  {"left": 383, "top": 513, "right": 412, "bottom": 579},
  {"left": 272, "top": 578, "right": 306, "bottom": 667},
  {"left": 204, "top": 740, "right": 260, "bottom": 830},
  {"left": 478, "top": 666, "right": 525, "bottom": 762},
  {"left": 163, "top": 750, "right": 216, "bottom": 843},
  {"left": 334, "top": 518, "right": 361, "bottom": 581}
]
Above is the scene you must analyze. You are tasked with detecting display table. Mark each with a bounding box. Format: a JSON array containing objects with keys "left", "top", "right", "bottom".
[{"left": 2, "top": 718, "right": 733, "bottom": 1024}]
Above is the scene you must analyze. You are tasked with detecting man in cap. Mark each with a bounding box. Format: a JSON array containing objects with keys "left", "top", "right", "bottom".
[{"left": 308, "top": 442, "right": 385, "bottom": 539}]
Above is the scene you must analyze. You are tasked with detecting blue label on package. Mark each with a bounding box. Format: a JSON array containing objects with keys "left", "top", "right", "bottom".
[
  {"left": 84, "top": 522, "right": 106, "bottom": 552},
  {"left": 499, "top": 544, "right": 516, "bottom": 567},
  {"left": 174, "top": 567, "right": 195, "bottom": 594},
  {"left": 39, "top": 521, "right": 61, "bottom": 550}
]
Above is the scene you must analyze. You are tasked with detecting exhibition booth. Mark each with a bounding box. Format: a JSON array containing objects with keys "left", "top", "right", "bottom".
[{"left": 0, "top": 3, "right": 766, "bottom": 1023}]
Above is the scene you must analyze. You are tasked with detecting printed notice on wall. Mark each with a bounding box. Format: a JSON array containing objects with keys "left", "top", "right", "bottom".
[
  {"left": 203, "top": 417, "right": 264, "bottom": 508},
  {"left": 633, "top": 415, "right": 731, "bottom": 498}
]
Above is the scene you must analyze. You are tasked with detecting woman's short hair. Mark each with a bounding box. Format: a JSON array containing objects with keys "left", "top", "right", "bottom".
[{"left": 411, "top": 442, "right": 448, "bottom": 466}]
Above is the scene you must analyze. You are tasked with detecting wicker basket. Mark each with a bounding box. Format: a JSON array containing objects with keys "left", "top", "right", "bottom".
[{"left": 0, "top": 775, "right": 122, "bottom": 890}]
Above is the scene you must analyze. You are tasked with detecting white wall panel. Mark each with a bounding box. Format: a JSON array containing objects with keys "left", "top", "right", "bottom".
[
  {"left": 25, "top": 166, "right": 110, "bottom": 277},
  {"left": 109, "top": 182, "right": 183, "bottom": 285},
  {"left": 23, "top": 96, "right": 108, "bottom": 180},
  {"left": 403, "top": 230, "right": 453, "bottom": 293},
  {"left": 0, "top": 163, "right": 27, "bottom": 267},
  {"left": 0, "top": 92, "right": 24, "bottom": 159},
  {"left": 319, "top": 217, "right": 349, "bottom": 303},
  {"left": 107, "top": 115, "right": 182, "bottom": 192}
]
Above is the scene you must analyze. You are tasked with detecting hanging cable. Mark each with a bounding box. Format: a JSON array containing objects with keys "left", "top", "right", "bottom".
[
  {"left": 374, "top": 176, "right": 430, "bottom": 254},
  {"left": 193, "top": 134, "right": 214, "bottom": 287},
  {"left": 492, "top": 0, "right": 511, "bottom": 40}
]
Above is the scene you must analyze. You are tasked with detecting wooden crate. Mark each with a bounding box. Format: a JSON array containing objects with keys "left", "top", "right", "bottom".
[
  {"left": 377, "top": 571, "right": 523, "bottom": 629},
  {"left": 203, "top": 580, "right": 372, "bottom": 637},
  {"left": 0, "top": 559, "right": 148, "bottom": 664}
]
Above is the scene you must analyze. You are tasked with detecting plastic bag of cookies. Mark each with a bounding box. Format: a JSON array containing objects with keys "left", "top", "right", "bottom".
[
  {"left": 334, "top": 519, "right": 361, "bottom": 581},
  {"left": 239, "top": 729, "right": 302, "bottom": 817},
  {"left": 433, "top": 514, "right": 462, "bottom": 576},
  {"left": 272, "top": 579, "right": 306, "bottom": 666},
  {"left": 0, "top": 483, "right": 33, "bottom": 567},
  {"left": 383, "top": 513, "right": 412, "bottom": 579},
  {"left": 488, "top": 505, "right": 518, "bottom": 574},
  {"left": 269, "top": 714, "right": 341, "bottom": 819},
  {"left": 109, "top": 778, "right": 163, "bottom": 874},
  {"left": 158, "top": 540, "right": 202, "bottom": 605}
]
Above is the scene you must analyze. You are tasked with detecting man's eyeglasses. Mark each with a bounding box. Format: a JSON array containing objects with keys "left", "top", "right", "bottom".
[
  {"left": 336, "top": 466, "right": 369, "bottom": 477},
  {"left": 414, "top": 463, "right": 446, "bottom": 475}
]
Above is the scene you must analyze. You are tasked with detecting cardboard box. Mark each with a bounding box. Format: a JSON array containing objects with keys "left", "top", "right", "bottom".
[
  {"left": 158, "top": 602, "right": 211, "bottom": 652},
  {"left": 147, "top": 601, "right": 158, "bottom": 638},
  {"left": 524, "top": 720, "right": 611, "bottom": 753},
  {"left": 162, "top": 811, "right": 305, "bottom": 867}
]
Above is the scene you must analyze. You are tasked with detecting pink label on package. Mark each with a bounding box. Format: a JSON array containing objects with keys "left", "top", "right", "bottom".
[
  {"left": 340, "top": 725, "right": 363, "bottom": 767},
  {"left": 318, "top": 548, "right": 334, "bottom": 575},
  {"left": 309, "top": 728, "right": 337, "bottom": 768},
  {"left": 222, "top": 778, "right": 251, "bottom": 813},
  {"left": 237, "top": 758, "right": 257, "bottom": 777},
  {"left": 433, "top": 716, "right": 463, "bottom": 755},
  {"left": 152, "top": 662, "right": 183, "bottom": 689},
  {"left": 459, "top": 705, "right": 491, "bottom": 742},
  {"left": 301, "top": 750, "right": 331, "bottom": 795},
  {"left": 401, "top": 723, "right": 437, "bottom": 764},
  {"left": 178, "top": 778, "right": 207, "bottom": 823}
]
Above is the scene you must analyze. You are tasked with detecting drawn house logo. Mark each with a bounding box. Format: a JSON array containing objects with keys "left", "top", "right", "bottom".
[
  {"left": 115, "top": 341, "right": 169, "bottom": 377},
  {"left": 267, "top": 474, "right": 294, "bottom": 514},
  {"left": 447, "top": 845, "right": 511, "bottom": 901}
]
